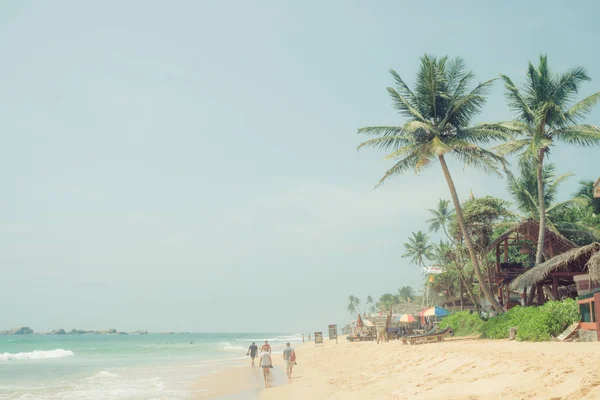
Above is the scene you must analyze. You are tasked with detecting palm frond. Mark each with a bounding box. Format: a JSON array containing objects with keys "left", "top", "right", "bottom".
[
  {"left": 387, "top": 87, "right": 426, "bottom": 122},
  {"left": 552, "top": 125, "right": 600, "bottom": 147},
  {"left": 375, "top": 153, "right": 421, "bottom": 187},
  {"left": 566, "top": 92, "right": 600, "bottom": 122},
  {"left": 490, "top": 139, "right": 530, "bottom": 156},
  {"left": 500, "top": 74, "right": 536, "bottom": 122}
]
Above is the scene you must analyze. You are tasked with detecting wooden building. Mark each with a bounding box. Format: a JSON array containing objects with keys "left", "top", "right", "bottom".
[
  {"left": 511, "top": 242, "right": 600, "bottom": 301},
  {"left": 484, "top": 219, "right": 576, "bottom": 307}
]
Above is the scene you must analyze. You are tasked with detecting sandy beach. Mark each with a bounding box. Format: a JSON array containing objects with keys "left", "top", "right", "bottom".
[{"left": 251, "top": 336, "right": 600, "bottom": 400}]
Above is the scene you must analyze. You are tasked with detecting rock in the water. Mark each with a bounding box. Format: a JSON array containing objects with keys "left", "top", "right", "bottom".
[
  {"left": 132, "top": 330, "right": 148, "bottom": 335},
  {"left": 95, "top": 328, "right": 117, "bottom": 334},
  {"left": 0, "top": 330, "right": 8, "bottom": 335},
  {"left": 7, "top": 327, "right": 33, "bottom": 335},
  {"left": 70, "top": 329, "right": 94, "bottom": 334},
  {"left": 49, "top": 329, "right": 67, "bottom": 335},
  {"left": 116, "top": 332, "right": 128, "bottom": 335}
]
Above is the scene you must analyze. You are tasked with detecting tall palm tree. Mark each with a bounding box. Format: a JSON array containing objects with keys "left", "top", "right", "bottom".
[
  {"left": 358, "top": 55, "right": 507, "bottom": 313},
  {"left": 487, "top": 55, "right": 600, "bottom": 267},
  {"left": 427, "top": 199, "right": 456, "bottom": 241},
  {"left": 402, "top": 231, "right": 434, "bottom": 267}
]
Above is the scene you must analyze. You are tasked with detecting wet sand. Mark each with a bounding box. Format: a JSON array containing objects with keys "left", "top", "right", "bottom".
[{"left": 191, "top": 357, "right": 288, "bottom": 399}]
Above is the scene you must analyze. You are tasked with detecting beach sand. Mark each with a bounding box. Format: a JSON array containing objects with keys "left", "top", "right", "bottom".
[{"left": 258, "top": 336, "right": 600, "bottom": 400}]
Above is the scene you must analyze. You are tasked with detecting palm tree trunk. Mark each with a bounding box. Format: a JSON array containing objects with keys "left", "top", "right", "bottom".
[
  {"left": 535, "top": 149, "right": 546, "bottom": 266},
  {"left": 439, "top": 155, "right": 504, "bottom": 314}
]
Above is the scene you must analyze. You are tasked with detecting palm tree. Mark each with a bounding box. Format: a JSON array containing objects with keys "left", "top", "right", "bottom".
[
  {"left": 487, "top": 55, "right": 600, "bottom": 267},
  {"left": 427, "top": 199, "right": 456, "bottom": 241},
  {"left": 358, "top": 55, "right": 507, "bottom": 313},
  {"left": 397, "top": 286, "right": 415, "bottom": 302},
  {"left": 366, "top": 295, "right": 375, "bottom": 313},
  {"left": 507, "top": 160, "right": 573, "bottom": 220},
  {"left": 402, "top": 231, "right": 434, "bottom": 267},
  {"left": 347, "top": 295, "right": 361, "bottom": 315},
  {"left": 507, "top": 164, "right": 600, "bottom": 244},
  {"left": 574, "top": 180, "right": 600, "bottom": 215}
]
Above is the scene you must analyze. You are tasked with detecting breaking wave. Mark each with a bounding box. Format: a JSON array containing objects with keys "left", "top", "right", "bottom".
[{"left": 0, "top": 349, "right": 74, "bottom": 362}]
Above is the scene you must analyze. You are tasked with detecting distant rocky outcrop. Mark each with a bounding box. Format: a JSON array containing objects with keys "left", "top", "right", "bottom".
[
  {"left": 132, "top": 330, "right": 148, "bottom": 335},
  {"left": 69, "top": 329, "right": 94, "bottom": 334},
  {"left": 49, "top": 329, "right": 67, "bottom": 335},
  {"left": 3, "top": 327, "right": 34, "bottom": 335},
  {"left": 116, "top": 331, "right": 128, "bottom": 335},
  {"left": 95, "top": 328, "right": 117, "bottom": 335}
]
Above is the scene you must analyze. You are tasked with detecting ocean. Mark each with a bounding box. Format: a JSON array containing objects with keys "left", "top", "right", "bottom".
[{"left": 0, "top": 332, "right": 301, "bottom": 399}]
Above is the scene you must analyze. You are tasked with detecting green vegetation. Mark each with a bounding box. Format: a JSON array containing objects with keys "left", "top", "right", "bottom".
[
  {"left": 440, "top": 300, "right": 579, "bottom": 341},
  {"left": 439, "top": 311, "right": 483, "bottom": 336},
  {"left": 346, "top": 54, "right": 600, "bottom": 318}
]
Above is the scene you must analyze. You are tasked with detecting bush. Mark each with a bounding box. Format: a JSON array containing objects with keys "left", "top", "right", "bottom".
[
  {"left": 517, "top": 299, "right": 580, "bottom": 341},
  {"left": 439, "top": 311, "right": 483, "bottom": 336},
  {"left": 479, "top": 299, "right": 580, "bottom": 341},
  {"left": 479, "top": 306, "right": 531, "bottom": 339}
]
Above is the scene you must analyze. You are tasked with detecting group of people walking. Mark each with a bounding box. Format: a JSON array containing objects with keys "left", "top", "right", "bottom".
[{"left": 247, "top": 340, "right": 297, "bottom": 387}]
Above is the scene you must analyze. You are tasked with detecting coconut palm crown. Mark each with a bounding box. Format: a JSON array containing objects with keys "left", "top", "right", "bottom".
[{"left": 358, "top": 55, "right": 507, "bottom": 183}]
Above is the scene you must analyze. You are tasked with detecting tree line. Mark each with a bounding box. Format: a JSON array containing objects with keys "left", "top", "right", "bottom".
[{"left": 352, "top": 55, "right": 600, "bottom": 315}]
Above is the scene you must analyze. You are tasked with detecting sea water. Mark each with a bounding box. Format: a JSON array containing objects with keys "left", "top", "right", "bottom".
[{"left": 0, "top": 333, "right": 301, "bottom": 399}]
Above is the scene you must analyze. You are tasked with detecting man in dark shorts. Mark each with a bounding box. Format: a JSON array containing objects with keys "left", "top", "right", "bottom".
[{"left": 247, "top": 342, "right": 258, "bottom": 367}]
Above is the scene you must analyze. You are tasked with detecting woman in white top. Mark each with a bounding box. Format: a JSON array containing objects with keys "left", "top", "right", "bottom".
[{"left": 259, "top": 350, "right": 272, "bottom": 387}]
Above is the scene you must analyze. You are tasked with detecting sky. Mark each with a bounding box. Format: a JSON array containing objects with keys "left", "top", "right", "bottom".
[{"left": 1, "top": 1, "right": 599, "bottom": 333}]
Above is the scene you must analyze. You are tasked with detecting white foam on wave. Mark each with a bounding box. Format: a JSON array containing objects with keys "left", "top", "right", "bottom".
[
  {"left": 91, "top": 371, "right": 120, "bottom": 379},
  {"left": 0, "top": 349, "right": 74, "bottom": 362},
  {"left": 219, "top": 342, "right": 245, "bottom": 352}
]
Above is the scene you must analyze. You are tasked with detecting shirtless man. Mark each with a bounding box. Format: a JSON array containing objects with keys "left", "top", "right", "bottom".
[{"left": 260, "top": 340, "right": 271, "bottom": 353}]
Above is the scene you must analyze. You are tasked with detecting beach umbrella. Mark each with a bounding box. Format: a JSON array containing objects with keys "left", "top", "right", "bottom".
[
  {"left": 397, "top": 314, "right": 416, "bottom": 323},
  {"left": 357, "top": 314, "right": 364, "bottom": 328},
  {"left": 363, "top": 319, "right": 374, "bottom": 327},
  {"left": 422, "top": 306, "right": 450, "bottom": 317}
]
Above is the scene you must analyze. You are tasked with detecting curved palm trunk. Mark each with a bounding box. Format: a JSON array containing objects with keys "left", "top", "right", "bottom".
[
  {"left": 439, "top": 155, "right": 504, "bottom": 314},
  {"left": 535, "top": 149, "right": 546, "bottom": 266}
]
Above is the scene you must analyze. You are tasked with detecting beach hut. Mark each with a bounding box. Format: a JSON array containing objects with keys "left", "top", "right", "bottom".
[
  {"left": 484, "top": 219, "right": 577, "bottom": 307},
  {"left": 511, "top": 242, "right": 600, "bottom": 302}
]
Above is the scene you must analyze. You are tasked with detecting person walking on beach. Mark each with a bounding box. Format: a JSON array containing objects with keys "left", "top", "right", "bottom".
[
  {"left": 261, "top": 340, "right": 271, "bottom": 353},
  {"left": 247, "top": 342, "right": 258, "bottom": 367},
  {"left": 302, "top": 334, "right": 305, "bottom": 344},
  {"left": 259, "top": 348, "right": 273, "bottom": 387},
  {"left": 282, "top": 342, "right": 296, "bottom": 379}
]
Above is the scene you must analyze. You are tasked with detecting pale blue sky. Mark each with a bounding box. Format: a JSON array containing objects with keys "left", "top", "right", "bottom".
[{"left": 1, "top": 1, "right": 599, "bottom": 333}]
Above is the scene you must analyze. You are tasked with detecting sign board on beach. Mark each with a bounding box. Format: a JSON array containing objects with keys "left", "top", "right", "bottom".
[
  {"left": 314, "top": 331, "right": 323, "bottom": 346},
  {"left": 328, "top": 324, "right": 338, "bottom": 343},
  {"left": 422, "top": 266, "right": 444, "bottom": 274}
]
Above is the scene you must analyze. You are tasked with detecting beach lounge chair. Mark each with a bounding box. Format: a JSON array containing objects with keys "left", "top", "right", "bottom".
[{"left": 402, "top": 327, "right": 452, "bottom": 345}]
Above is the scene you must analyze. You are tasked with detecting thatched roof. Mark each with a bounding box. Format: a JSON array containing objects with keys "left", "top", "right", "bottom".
[
  {"left": 589, "top": 251, "right": 600, "bottom": 281},
  {"left": 511, "top": 242, "right": 600, "bottom": 288},
  {"left": 484, "top": 219, "right": 576, "bottom": 256}
]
